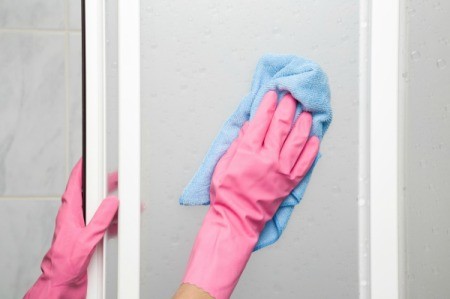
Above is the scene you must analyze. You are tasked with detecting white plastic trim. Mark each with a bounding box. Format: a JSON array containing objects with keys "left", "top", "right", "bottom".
[
  {"left": 117, "top": 0, "right": 141, "bottom": 298},
  {"left": 369, "top": 0, "right": 402, "bottom": 298},
  {"left": 85, "top": 0, "right": 107, "bottom": 298}
]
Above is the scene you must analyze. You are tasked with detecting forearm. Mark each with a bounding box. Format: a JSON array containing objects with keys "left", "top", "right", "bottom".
[{"left": 173, "top": 283, "right": 214, "bottom": 299}]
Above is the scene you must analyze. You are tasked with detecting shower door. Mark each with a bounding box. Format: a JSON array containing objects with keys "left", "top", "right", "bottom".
[{"left": 82, "top": 0, "right": 450, "bottom": 299}]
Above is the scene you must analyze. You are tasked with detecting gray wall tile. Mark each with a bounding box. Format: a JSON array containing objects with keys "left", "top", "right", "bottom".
[
  {"left": 0, "top": 199, "right": 60, "bottom": 299},
  {"left": 68, "top": 0, "right": 81, "bottom": 30},
  {"left": 0, "top": 0, "right": 65, "bottom": 30},
  {"left": 68, "top": 33, "right": 82, "bottom": 167},
  {"left": 0, "top": 33, "right": 66, "bottom": 196}
]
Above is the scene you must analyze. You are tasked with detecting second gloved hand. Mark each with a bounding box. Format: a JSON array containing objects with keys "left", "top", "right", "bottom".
[
  {"left": 24, "top": 160, "right": 119, "bottom": 299},
  {"left": 182, "top": 91, "right": 320, "bottom": 299}
]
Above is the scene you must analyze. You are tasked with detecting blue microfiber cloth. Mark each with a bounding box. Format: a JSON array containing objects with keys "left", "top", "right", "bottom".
[{"left": 180, "top": 54, "right": 332, "bottom": 251}]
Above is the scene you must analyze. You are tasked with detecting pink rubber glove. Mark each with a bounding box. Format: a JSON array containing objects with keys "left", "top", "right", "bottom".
[
  {"left": 182, "top": 91, "right": 320, "bottom": 299},
  {"left": 24, "top": 159, "right": 119, "bottom": 299}
]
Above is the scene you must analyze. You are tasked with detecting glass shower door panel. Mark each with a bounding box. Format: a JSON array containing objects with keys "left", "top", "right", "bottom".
[
  {"left": 140, "top": 1, "right": 359, "bottom": 298},
  {"left": 404, "top": 1, "right": 450, "bottom": 298}
]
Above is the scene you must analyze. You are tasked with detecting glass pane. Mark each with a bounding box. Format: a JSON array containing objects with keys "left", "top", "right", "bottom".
[
  {"left": 140, "top": 1, "right": 358, "bottom": 298},
  {"left": 404, "top": 1, "right": 450, "bottom": 297},
  {"left": 104, "top": 0, "right": 119, "bottom": 297}
]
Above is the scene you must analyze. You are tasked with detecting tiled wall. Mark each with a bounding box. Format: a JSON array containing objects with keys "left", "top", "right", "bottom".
[{"left": 0, "top": 1, "right": 81, "bottom": 297}]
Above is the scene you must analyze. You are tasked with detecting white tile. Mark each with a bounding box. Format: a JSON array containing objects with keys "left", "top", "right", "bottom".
[
  {"left": 0, "top": 33, "right": 66, "bottom": 196},
  {"left": 0, "top": 0, "right": 65, "bottom": 30},
  {"left": 0, "top": 199, "right": 60, "bottom": 298}
]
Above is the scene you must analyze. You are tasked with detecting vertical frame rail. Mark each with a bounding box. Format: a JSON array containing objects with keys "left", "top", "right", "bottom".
[
  {"left": 117, "top": 0, "right": 141, "bottom": 298},
  {"left": 84, "top": 0, "right": 107, "bottom": 298},
  {"left": 369, "top": 0, "right": 404, "bottom": 298}
]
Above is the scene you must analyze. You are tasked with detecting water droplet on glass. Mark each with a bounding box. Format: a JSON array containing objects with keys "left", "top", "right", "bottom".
[
  {"left": 402, "top": 72, "right": 409, "bottom": 82},
  {"left": 439, "top": 38, "right": 449, "bottom": 46},
  {"left": 411, "top": 50, "right": 421, "bottom": 61},
  {"left": 432, "top": 227, "right": 440, "bottom": 235},
  {"left": 437, "top": 58, "right": 447, "bottom": 69},
  {"left": 407, "top": 7, "right": 416, "bottom": 16},
  {"left": 332, "top": 185, "right": 341, "bottom": 193}
]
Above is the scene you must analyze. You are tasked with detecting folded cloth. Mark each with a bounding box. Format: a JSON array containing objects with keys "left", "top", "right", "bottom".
[{"left": 179, "top": 54, "right": 332, "bottom": 250}]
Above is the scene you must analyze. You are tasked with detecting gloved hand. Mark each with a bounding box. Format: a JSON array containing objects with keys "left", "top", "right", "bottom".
[
  {"left": 182, "top": 91, "right": 320, "bottom": 299},
  {"left": 24, "top": 159, "right": 119, "bottom": 299}
]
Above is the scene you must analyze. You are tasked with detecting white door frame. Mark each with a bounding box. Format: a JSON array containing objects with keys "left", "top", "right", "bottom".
[
  {"left": 84, "top": 0, "right": 107, "bottom": 297},
  {"left": 117, "top": 0, "right": 141, "bottom": 298},
  {"left": 85, "top": 0, "right": 141, "bottom": 298},
  {"left": 363, "top": 0, "right": 406, "bottom": 298}
]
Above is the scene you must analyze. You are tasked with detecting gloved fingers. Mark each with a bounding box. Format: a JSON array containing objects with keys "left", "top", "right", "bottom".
[
  {"left": 83, "top": 196, "right": 119, "bottom": 250},
  {"left": 290, "top": 136, "right": 320, "bottom": 181},
  {"left": 263, "top": 94, "right": 297, "bottom": 153},
  {"left": 60, "top": 158, "right": 85, "bottom": 226},
  {"left": 107, "top": 171, "right": 118, "bottom": 193},
  {"left": 279, "top": 112, "right": 312, "bottom": 173},
  {"left": 243, "top": 91, "right": 277, "bottom": 148}
]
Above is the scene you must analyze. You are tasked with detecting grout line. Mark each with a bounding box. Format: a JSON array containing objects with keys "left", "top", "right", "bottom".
[
  {"left": 0, "top": 196, "right": 60, "bottom": 201},
  {"left": 0, "top": 28, "right": 81, "bottom": 34}
]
